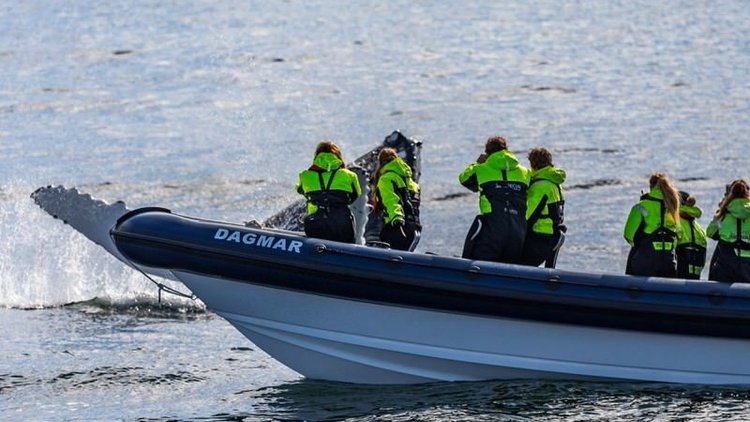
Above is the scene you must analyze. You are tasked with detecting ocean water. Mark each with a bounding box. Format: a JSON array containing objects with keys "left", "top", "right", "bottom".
[{"left": 2, "top": 0, "right": 750, "bottom": 420}]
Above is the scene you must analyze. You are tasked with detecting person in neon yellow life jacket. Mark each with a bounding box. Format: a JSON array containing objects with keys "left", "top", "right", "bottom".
[
  {"left": 707, "top": 179, "right": 750, "bottom": 282},
  {"left": 459, "top": 136, "right": 531, "bottom": 263},
  {"left": 675, "top": 190, "right": 707, "bottom": 279},
  {"left": 296, "top": 141, "right": 362, "bottom": 243},
  {"left": 623, "top": 172, "right": 681, "bottom": 277},
  {"left": 519, "top": 147, "right": 566, "bottom": 268},
  {"left": 371, "top": 147, "right": 421, "bottom": 251}
]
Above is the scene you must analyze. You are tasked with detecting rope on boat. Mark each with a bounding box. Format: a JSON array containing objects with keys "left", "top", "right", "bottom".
[{"left": 131, "top": 265, "right": 197, "bottom": 303}]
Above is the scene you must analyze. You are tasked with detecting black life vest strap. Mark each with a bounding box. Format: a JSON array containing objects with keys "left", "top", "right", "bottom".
[
  {"left": 655, "top": 201, "right": 677, "bottom": 236},
  {"left": 528, "top": 180, "right": 564, "bottom": 229},
  {"left": 382, "top": 170, "right": 417, "bottom": 218},
  {"left": 317, "top": 168, "right": 338, "bottom": 191},
  {"left": 652, "top": 200, "right": 678, "bottom": 250},
  {"left": 310, "top": 169, "right": 341, "bottom": 209},
  {"left": 632, "top": 194, "right": 658, "bottom": 243},
  {"left": 730, "top": 218, "right": 750, "bottom": 258},
  {"left": 634, "top": 199, "right": 676, "bottom": 250},
  {"left": 689, "top": 219, "right": 695, "bottom": 244},
  {"left": 527, "top": 194, "right": 548, "bottom": 228},
  {"left": 735, "top": 218, "right": 742, "bottom": 246},
  {"left": 316, "top": 172, "right": 325, "bottom": 193},
  {"left": 733, "top": 218, "right": 750, "bottom": 248},
  {"left": 660, "top": 200, "right": 665, "bottom": 228}
]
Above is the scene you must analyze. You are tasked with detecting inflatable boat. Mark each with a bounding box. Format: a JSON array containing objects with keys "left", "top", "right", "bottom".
[{"left": 31, "top": 133, "right": 750, "bottom": 385}]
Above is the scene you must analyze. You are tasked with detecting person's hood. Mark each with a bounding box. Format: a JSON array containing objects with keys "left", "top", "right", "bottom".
[
  {"left": 679, "top": 204, "right": 702, "bottom": 220},
  {"left": 726, "top": 197, "right": 750, "bottom": 219},
  {"left": 379, "top": 157, "right": 412, "bottom": 178},
  {"left": 311, "top": 152, "right": 344, "bottom": 171},
  {"left": 485, "top": 150, "right": 521, "bottom": 171},
  {"left": 532, "top": 165, "right": 566, "bottom": 185}
]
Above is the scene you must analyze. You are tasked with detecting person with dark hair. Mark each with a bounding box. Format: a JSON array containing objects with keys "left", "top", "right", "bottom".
[
  {"left": 371, "top": 147, "right": 421, "bottom": 251},
  {"left": 296, "top": 141, "right": 362, "bottom": 243},
  {"left": 459, "top": 136, "right": 531, "bottom": 263},
  {"left": 520, "top": 147, "right": 566, "bottom": 268},
  {"left": 707, "top": 179, "right": 750, "bottom": 282},
  {"left": 623, "top": 173, "right": 681, "bottom": 277},
  {"left": 675, "top": 191, "right": 707, "bottom": 279}
]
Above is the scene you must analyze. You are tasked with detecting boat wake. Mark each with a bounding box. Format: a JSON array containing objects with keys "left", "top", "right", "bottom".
[{"left": 61, "top": 296, "right": 207, "bottom": 317}]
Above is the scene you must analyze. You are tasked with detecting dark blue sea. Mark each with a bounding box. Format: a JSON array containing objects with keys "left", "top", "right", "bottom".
[{"left": 2, "top": 0, "right": 749, "bottom": 420}]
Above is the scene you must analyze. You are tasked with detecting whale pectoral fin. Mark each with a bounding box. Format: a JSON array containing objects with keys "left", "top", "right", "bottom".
[
  {"left": 31, "top": 185, "right": 132, "bottom": 266},
  {"left": 31, "top": 185, "right": 130, "bottom": 250},
  {"left": 31, "top": 185, "right": 179, "bottom": 282}
]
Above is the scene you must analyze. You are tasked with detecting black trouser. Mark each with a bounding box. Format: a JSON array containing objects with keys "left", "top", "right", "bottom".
[
  {"left": 626, "top": 237, "right": 676, "bottom": 278},
  {"left": 676, "top": 244, "right": 706, "bottom": 280},
  {"left": 364, "top": 211, "right": 384, "bottom": 245},
  {"left": 708, "top": 242, "right": 750, "bottom": 282},
  {"left": 462, "top": 212, "right": 526, "bottom": 264},
  {"left": 303, "top": 206, "right": 355, "bottom": 243},
  {"left": 380, "top": 221, "right": 419, "bottom": 251},
  {"left": 520, "top": 232, "right": 555, "bottom": 267}
]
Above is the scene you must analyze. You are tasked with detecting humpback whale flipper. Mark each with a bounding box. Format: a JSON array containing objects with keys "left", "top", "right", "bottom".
[
  {"left": 30, "top": 185, "right": 179, "bottom": 281},
  {"left": 31, "top": 185, "right": 131, "bottom": 260}
]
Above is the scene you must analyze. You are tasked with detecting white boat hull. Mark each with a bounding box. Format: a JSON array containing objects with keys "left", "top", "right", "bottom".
[{"left": 175, "top": 271, "right": 750, "bottom": 385}]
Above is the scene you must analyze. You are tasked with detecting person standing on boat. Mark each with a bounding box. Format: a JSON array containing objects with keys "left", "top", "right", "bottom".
[
  {"left": 519, "top": 147, "right": 567, "bottom": 268},
  {"left": 675, "top": 190, "right": 707, "bottom": 279},
  {"left": 706, "top": 179, "right": 750, "bottom": 282},
  {"left": 459, "top": 136, "right": 531, "bottom": 263},
  {"left": 296, "top": 141, "right": 362, "bottom": 243},
  {"left": 623, "top": 173, "right": 681, "bottom": 277},
  {"left": 371, "top": 147, "right": 421, "bottom": 251}
]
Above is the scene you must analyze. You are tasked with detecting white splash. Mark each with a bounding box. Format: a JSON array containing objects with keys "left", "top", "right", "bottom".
[{"left": 0, "top": 183, "right": 177, "bottom": 308}]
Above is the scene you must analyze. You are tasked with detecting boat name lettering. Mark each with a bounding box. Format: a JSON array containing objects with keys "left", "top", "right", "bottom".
[{"left": 213, "top": 228, "right": 302, "bottom": 253}]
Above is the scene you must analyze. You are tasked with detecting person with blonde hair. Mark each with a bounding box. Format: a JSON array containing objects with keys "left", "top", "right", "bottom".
[
  {"left": 707, "top": 179, "right": 750, "bottom": 282},
  {"left": 623, "top": 172, "right": 681, "bottom": 277},
  {"left": 296, "top": 141, "right": 362, "bottom": 243},
  {"left": 370, "top": 147, "right": 421, "bottom": 250}
]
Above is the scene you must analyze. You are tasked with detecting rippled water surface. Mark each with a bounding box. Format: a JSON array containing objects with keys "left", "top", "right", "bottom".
[{"left": 2, "top": 0, "right": 750, "bottom": 420}]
